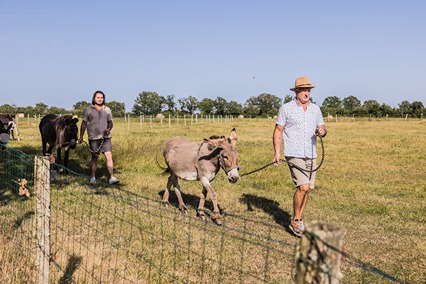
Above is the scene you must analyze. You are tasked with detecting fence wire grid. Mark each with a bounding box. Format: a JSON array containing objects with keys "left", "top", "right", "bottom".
[{"left": 0, "top": 145, "right": 408, "bottom": 283}]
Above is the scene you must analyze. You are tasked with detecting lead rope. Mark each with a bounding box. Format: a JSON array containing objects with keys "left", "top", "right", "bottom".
[
  {"left": 241, "top": 131, "right": 325, "bottom": 177},
  {"left": 82, "top": 136, "right": 106, "bottom": 155}
]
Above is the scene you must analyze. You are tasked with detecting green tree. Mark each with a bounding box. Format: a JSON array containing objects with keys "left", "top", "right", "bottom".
[
  {"left": 0, "top": 104, "right": 17, "bottom": 114},
  {"left": 48, "top": 106, "right": 69, "bottom": 115},
  {"left": 214, "top": 97, "right": 227, "bottom": 115},
  {"left": 411, "top": 101, "right": 424, "bottom": 118},
  {"left": 398, "top": 100, "right": 412, "bottom": 117},
  {"left": 198, "top": 98, "right": 215, "bottom": 115},
  {"left": 380, "top": 103, "right": 394, "bottom": 117},
  {"left": 284, "top": 94, "right": 293, "bottom": 103},
  {"left": 352, "top": 106, "right": 368, "bottom": 117},
  {"left": 133, "top": 91, "right": 165, "bottom": 115},
  {"left": 322, "top": 96, "right": 342, "bottom": 116},
  {"left": 72, "top": 101, "right": 90, "bottom": 117},
  {"left": 245, "top": 93, "right": 281, "bottom": 117},
  {"left": 363, "top": 100, "right": 381, "bottom": 117},
  {"left": 34, "top": 102, "right": 49, "bottom": 115},
  {"left": 73, "top": 101, "right": 90, "bottom": 110},
  {"left": 178, "top": 96, "right": 199, "bottom": 114},
  {"left": 16, "top": 106, "right": 34, "bottom": 116},
  {"left": 242, "top": 104, "right": 259, "bottom": 117},
  {"left": 164, "top": 94, "right": 177, "bottom": 114},
  {"left": 226, "top": 101, "right": 243, "bottom": 115},
  {"left": 108, "top": 101, "right": 126, "bottom": 117},
  {"left": 342, "top": 96, "right": 361, "bottom": 115}
]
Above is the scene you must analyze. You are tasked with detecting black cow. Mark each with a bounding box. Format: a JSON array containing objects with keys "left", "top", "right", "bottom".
[
  {"left": 0, "top": 114, "right": 16, "bottom": 141},
  {"left": 39, "top": 114, "right": 79, "bottom": 169},
  {"left": 0, "top": 117, "right": 13, "bottom": 147}
]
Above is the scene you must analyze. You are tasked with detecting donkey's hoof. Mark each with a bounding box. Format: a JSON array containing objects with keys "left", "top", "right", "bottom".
[
  {"left": 163, "top": 202, "right": 169, "bottom": 208},
  {"left": 197, "top": 210, "right": 206, "bottom": 221},
  {"left": 179, "top": 207, "right": 188, "bottom": 215},
  {"left": 212, "top": 214, "right": 223, "bottom": 226}
]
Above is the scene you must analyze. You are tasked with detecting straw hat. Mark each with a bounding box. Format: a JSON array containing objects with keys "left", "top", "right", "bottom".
[{"left": 290, "top": 76, "right": 315, "bottom": 91}]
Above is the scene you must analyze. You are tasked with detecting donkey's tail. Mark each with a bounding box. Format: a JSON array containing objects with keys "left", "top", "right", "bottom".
[{"left": 155, "top": 147, "right": 169, "bottom": 175}]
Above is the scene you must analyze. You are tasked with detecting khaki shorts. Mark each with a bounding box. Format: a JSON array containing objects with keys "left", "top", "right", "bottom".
[
  {"left": 89, "top": 138, "right": 112, "bottom": 158},
  {"left": 286, "top": 157, "right": 316, "bottom": 189}
]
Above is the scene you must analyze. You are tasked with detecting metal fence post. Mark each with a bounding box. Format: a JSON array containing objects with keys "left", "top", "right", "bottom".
[
  {"left": 35, "top": 156, "right": 51, "bottom": 284},
  {"left": 294, "top": 222, "right": 344, "bottom": 284}
]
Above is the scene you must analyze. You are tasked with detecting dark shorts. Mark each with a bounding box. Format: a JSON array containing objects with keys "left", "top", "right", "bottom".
[
  {"left": 286, "top": 157, "right": 317, "bottom": 189},
  {"left": 89, "top": 138, "right": 112, "bottom": 158}
]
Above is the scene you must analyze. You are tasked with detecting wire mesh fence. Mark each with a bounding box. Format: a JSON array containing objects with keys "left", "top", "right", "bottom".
[{"left": 0, "top": 145, "right": 408, "bottom": 283}]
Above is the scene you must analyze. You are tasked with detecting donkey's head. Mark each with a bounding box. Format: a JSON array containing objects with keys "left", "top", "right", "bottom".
[{"left": 208, "top": 128, "right": 239, "bottom": 183}]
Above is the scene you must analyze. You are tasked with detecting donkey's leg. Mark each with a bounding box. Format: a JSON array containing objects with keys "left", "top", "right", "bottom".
[
  {"left": 197, "top": 187, "right": 208, "bottom": 220},
  {"left": 200, "top": 177, "right": 222, "bottom": 225},
  {"left": 162, "top": 175, "right": 173, "bottom": 207},
  {"left": 172, "top": 176, "right": 188, "bottom": 214}
]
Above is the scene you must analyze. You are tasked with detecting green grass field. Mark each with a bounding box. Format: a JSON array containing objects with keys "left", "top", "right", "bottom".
[{"left": 3, "top": 116, "right": 426, "bottom": 283}]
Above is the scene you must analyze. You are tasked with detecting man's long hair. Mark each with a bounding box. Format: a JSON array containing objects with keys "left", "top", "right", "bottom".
[{"left": 92, "top": 90, "right": 106, "bottom": 105}]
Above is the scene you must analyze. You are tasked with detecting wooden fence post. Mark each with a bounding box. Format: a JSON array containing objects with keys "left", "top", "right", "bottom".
[
  {"left": 294, "top": 222, "right": 344, "bottom": 284},
  {"left": 34, "top": 156, "right": 51, "bottom": 284}
]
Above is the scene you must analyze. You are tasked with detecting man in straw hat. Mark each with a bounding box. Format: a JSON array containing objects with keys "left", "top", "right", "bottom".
[{"left": 272, "top": 76, "right": 327, "bottom": 237}]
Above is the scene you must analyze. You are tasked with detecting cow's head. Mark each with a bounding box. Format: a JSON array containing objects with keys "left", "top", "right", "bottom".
[{"left": 63, "top": 116, "right": 79, "bottom": 150}]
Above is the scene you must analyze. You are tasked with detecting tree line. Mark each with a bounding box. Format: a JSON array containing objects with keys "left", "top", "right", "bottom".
[{"left": 0, "top": 92, "right": 424, "bottom": 119}]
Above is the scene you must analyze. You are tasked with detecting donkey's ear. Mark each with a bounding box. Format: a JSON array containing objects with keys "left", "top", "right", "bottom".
[{"left": 229, "top": 128, "right": 237, "bottom": 147}]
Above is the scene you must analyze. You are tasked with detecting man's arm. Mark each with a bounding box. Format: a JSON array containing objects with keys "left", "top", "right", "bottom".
[
  {"left": 78, "top": 120, "right": 87, "bottom": 144},
  {"left": 273, "top": 124, "right": 284, "bottom": 164},
  {"left": 105, "top": 120, "right": 113, "bottom": 135}
]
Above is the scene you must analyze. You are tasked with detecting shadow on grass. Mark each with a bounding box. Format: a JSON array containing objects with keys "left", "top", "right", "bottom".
[
  {"left": 58, "top": 254, "right": 82, "bottom": 284},
  {"left": 239, "top": 193, "right": 293, "bottom": 234},
  {"left": 13, "top": 211, "right": 35, "bottom": 229},
  {"left": 157, "top": 190, "right": 217, "bottom": 213}
]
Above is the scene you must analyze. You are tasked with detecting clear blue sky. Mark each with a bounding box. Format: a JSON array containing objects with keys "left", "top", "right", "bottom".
[{"left": 1, "top": 0, "right": 425, "bottom": 111}]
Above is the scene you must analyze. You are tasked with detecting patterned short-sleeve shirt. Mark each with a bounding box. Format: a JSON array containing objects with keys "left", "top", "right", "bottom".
[
  {"left": 82, "top": 105, "right": 113, "bottom": 140},
  {"left": 276, "top": 99, "right": 324, "bottom": 158}
]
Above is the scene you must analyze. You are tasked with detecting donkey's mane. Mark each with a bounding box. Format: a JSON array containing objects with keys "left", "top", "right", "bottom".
[{"left": 208, "top": 135, "right": 225, "bottom": 140}]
